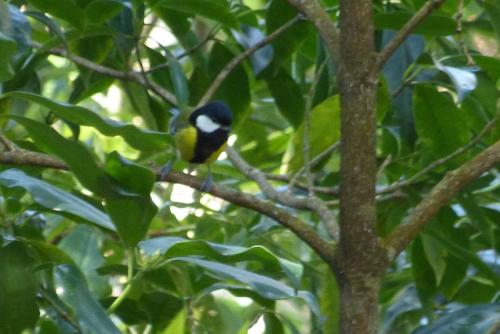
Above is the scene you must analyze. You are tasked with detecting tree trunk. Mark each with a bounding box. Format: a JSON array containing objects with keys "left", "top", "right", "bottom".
[
  {"left": 336, "top": 0, "right": 385, "bottom": 332},
  {"left": 337, "top": 272, "right": 382, "bottom": 334}
]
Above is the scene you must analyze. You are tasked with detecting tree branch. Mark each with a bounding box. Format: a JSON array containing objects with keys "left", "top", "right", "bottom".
[
  {"left": 226, "top": 147, "right": 339, "bottom": 239},
  {"left": 197, "top": 15, "right": 301, "bottom": 106},
  {"left": 285, "top": 0, "right": 340, "bottom": 64},
  {"left": 376, "top": 0, "right": 447, "bottom": 71},
  {"left": 0, "top": 149, "right": 335, "bottom": 264},
  {"left": 34, "top": 44, "right": 178, "bottom": 106},
  {"left": 383, "top": 140, "right": 500, "bottom": 261}
]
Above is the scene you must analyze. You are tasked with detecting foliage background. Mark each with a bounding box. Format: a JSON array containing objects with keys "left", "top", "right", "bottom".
[{"left": 0, "top": 0, "right": 499, "bottom": 333}]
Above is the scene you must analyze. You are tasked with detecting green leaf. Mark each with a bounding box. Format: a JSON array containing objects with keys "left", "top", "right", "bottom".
[
  {"left": 421, "top": 234, "right": 447, "bottom": 286},
  {"left": 169, "top": 257, "right": 320, "bottom": 317},
  {"left": 139, "top": 236, "right": 303, "bottom": 288},
  {"left": 164, "top": 50, "right": 189, "bottom": 109},
  {"left": 284, "top": 95, "right": 340, "bottom": 173},
  {"left": 413, "top": 85, "right": 470, "bottom": 165},
  {"left": 484, "top": 0, "right": 500, "bottom": 41},
  {"left": 0, "top": 241, "right": 39, "bottom": 334},
  {"left": 9, "top": 115, "right": 116, "bottom": 197},
  {"left": 150, "top": 0, "right": 238, "bottom": 28},
  {"left": 411, "top": 237, "right": 436, "bottom": 308},
  {"left": 4, "top": 91, "right": 171, "bottom": 151},
  {"left": 105, "top": 151, "right": 156, "bottom": 196},
  {"left": 85, "top": 0, "right": 126, "bottom": 23},
  {"left": 424, "top": 228, "right": 500, "bottom": 289},
  {"left": 59, "top": 226, "right": 109, "bottom": 297},
  {"left": 24, "top": 11, "right": 67, "bottom": 46},
  {"left": 105, "top": 195, "right": 157, "bottom": 247},
  {"left": 29, "top": 0, "right": 85, "bottom": 30},
  {"left": 53, "top": 264, "right": 121, "bottom": 334},
  {"left": 266, "top": 0, "right": 310, "bottom": 67},
  {"left": 0, "top": 169, "right": 115, "bottom": 231},
  {"left": 264, "top": 313, "right": 285, "bottom": 334},
  {"left": 375, "top": 12, "right": 456, "bottom": 36},
  {"left": 416, "top": 304, "right": 500, "bottom": 334},
  {"left": 0, "top": 33, "right": 17, "bottom": 82},
  {"left": 265, "top": 68, "right": 305, "bottom": 129},
  {"left": 8, "top": 116, "right": 155, "bottom": 246},
  {"left": 208, "top": 43, "right": 251, "bottom": 127},
  {"left": 458, "top": 193, "right": 495, "bottom": 245}
]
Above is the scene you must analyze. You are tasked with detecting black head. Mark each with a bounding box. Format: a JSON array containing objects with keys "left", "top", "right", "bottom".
[{"left": 189, "top": 101, "right": 233, "bottom": 128}]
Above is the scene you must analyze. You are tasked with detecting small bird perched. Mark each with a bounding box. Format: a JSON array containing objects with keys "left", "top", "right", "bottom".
[{"left": 162, "top": 101, "right": 233, "bottom": 191}]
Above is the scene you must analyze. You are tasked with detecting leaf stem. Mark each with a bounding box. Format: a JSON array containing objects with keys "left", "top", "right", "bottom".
[{"left": 107, "top": 248, "right": 136, "bottom": 314}]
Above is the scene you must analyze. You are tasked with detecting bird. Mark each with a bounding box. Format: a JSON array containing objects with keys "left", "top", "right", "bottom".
[{"left": 161, "top": 101, "right": 233, "bottom": 191}]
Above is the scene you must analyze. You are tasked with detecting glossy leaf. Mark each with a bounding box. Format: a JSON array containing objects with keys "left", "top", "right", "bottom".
[
  {"left": 9, "top": 115, "right": 116, "bottom": 197},
  {"left": 434, "top": 58, "right": 477, "bottom": 102},
  {"left": 413, "top": 85, "right": 470, "bottom": 164},
  {"left": 169, "top": 257, "right": 321, "bottom": 317},
  {"left": 174, "top": 257, "right": 320, "bottom": 315},
  {"left": 4, "top": 91, "right": 171, "bottom": 151},
  {"left": 54, "top": 264, "right": 121, "bottom": 334},
  {"left": 139, "top": 236, "right": 303, "bottom": 288},
  {"left": 415, "top": 304, "right": 500, "bottom": 334},
  {"left": 0, "top": 169, "right": 115, "bottom": 231},
  {"left": 59, "top": 226, "right": 109, "bottom": 297},
  {"left": 164, "top": 50, "right": 189, "bottom": 109}
]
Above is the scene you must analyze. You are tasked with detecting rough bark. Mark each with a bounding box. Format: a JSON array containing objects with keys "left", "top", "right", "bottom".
[{"left": 335, "top": 0, "right": 386, "bottom": 333}]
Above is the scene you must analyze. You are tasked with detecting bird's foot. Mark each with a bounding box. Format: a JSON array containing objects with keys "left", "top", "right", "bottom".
[
  {"left": 160, "top": 160, "right": 174, "bottom": 181},
  {"left": 200, "top": 173, "right": 214, "bottom": 192}
]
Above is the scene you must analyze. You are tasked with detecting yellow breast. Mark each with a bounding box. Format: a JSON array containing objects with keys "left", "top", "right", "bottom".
[{"left": 174, "top": 126, "right": 197, "bottom": 162}]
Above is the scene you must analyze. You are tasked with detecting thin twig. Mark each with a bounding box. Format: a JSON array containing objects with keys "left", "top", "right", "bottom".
[
  {"left": 197, "top": 15, "right": 302, "bottom": 106},
  {"left": 0, "top": 135, "right": 18, "bottom": 151},
  {"left": 32, "top": 43, "right": 178, "bottom": 106},
  {"left": 301, "top": 60, "right": 329, "bottom": 196},
  {"left": 288, "top": 141, "right": 340, "bottom": 191},
  {"left": 376, "top": 0, "right": 447, "bottom": 71},
  {"left": 455, "top": 0, "right": 476, "bottom": 66},
  {"left": 379, "top": 117, "right": 498, "bottom": 194},
  {"left": 145, "top": 24, "right": 221, "bottom": 74}
]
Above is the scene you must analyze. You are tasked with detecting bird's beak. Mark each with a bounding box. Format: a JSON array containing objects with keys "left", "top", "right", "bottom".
[{"left": 221, "top": 125, "right": 232, "bottom": 132}]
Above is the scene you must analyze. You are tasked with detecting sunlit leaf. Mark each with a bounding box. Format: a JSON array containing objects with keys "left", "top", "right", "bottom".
[
  {"left": 4, "top": 91, "right": 171, "bottom": 151},
  {"left": 284, "top": 95, "right": 340, "bottom": 173},
  {"left": 169, "top": 257, "right": 321, "bottom": 317},
  {"left": 0, "top": 169, "right": 115, "bottom": 231},
  {"left": 54, "top": 264, "right": 121, "bottom": 334},
  {"left": 139, "top": 236, "right": 303, "bottom": 288}
]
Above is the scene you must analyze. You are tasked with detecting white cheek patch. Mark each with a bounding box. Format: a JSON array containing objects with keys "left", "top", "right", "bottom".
[{"left": 196, "top": 114, "right": 221, "bottom": 133}]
